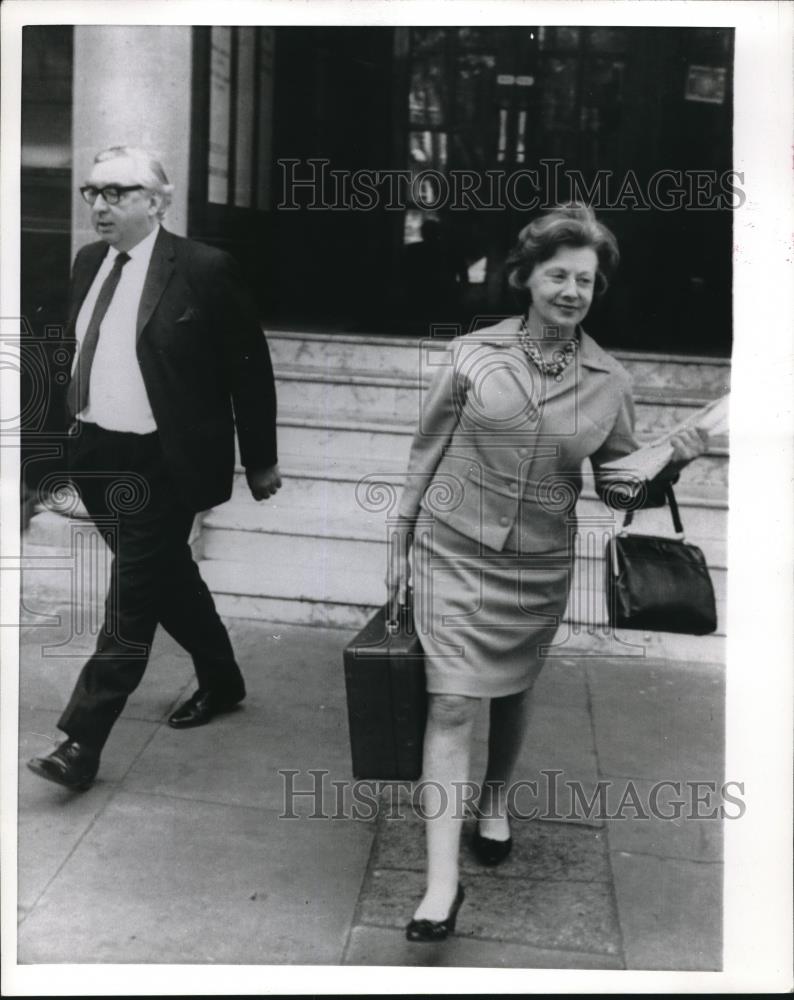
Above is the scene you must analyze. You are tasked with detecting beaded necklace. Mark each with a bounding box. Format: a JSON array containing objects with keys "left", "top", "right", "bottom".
[{"left": 518, "top": 315, "right": 578, "bottom": 383}]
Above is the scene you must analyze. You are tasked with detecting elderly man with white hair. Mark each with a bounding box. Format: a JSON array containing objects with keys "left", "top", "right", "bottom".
[{"left": 28, "top": 145, "right": 281, "bottom": 791}]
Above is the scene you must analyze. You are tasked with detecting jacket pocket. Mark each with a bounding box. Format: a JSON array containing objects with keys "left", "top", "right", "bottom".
[
  {"left": 422, "top": 462, "right": 518, "bottom": 552},
  {"left": 175, "top": 306, "right": 202, "bottom": 324},
  {"left": 422, "top": 461, "right": 575, "bottom": 554}
]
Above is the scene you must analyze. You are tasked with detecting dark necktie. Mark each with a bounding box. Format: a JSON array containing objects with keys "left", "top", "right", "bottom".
[{"left": 67, "top": 251, "right": 131, "bottom": 417}]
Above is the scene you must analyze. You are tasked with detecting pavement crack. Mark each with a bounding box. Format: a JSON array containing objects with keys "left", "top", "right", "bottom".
[{"left": 585, "top": 665, "right": 629, "bottom": 971}]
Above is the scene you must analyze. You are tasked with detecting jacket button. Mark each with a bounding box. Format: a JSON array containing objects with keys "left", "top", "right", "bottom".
[
  {"left": 499, "top": 516, "right": 510, "bottom": 527},
  {"left": 518, "top": 448, "right": 528, "bottom": 457},
  {"left": 509, "top": 482, "right": 518, "bottom": 493}
]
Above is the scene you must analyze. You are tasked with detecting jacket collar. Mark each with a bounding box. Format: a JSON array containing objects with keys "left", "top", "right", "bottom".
[
  {"left": 136, "top": 227, "right": 176, "bottom": 340},
  {"left": 468, "top": 315, "right": 615, "bottom": 373},
  {"left": 69, "top": 228, "right": 179, "bottom": 338},
  {"left": 69, "top": 242, "right": 109, "bottom": 334}
]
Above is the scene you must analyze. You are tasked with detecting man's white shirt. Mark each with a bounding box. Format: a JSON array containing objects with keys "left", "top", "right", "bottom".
[{"left": 74, "top": 225, "right": 160, "bottom": 433}]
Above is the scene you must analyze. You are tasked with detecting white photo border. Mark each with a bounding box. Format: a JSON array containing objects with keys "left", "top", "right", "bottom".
[{"left": 1, "top": 0, "right": 792, "bottom": 994}]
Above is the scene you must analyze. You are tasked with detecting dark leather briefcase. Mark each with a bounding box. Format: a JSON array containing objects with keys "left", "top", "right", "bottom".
[{"left": 342, "top": 598, "right": 427, "bottom": 781}]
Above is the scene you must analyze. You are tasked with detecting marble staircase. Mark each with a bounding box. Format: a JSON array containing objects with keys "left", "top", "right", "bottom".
[
  {"left": 22, "top": 330, "right": 729, "bottom": 662},
  {"left": 205, "top": 331, "right": 729, "bottom": 662}
]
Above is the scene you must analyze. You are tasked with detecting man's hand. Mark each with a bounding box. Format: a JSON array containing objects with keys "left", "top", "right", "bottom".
[{"left": 246, "top": 464, "right": 282, "bottom": 501}]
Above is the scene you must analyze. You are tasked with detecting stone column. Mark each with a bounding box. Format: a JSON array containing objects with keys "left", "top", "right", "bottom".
[{"left": 71, "top": 26, "right": 192, "bottom": 254}]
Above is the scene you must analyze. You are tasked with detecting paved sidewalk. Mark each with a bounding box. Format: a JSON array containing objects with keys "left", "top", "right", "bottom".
[{"left": 16, "top": 604, "right": 724, "bottom": 968}]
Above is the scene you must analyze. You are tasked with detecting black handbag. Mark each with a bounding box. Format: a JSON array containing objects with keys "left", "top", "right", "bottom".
[
  {"left": 342, "top": 590, "right": 427, "bottom": 781},
  {"left": 605, "top": 484, "right": 718, "bottom": 635}
]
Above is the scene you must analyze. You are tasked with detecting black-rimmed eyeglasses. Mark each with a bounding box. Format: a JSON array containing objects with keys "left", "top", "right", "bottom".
[{"left": 79, "top": 184, "right": 145, "bottom": 206}]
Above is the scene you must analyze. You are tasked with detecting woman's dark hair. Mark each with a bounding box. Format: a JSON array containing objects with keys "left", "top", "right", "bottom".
[{"left": 505, "top": 204, "right": 620, "bottom": 300}]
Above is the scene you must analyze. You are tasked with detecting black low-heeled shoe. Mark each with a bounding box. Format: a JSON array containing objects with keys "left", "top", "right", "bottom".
[
  {"left": 405, "top": 884, "right": 465, "bottom": 942},
  {"left": 472, "top": 826, "right": 513, "bottom": 866}
]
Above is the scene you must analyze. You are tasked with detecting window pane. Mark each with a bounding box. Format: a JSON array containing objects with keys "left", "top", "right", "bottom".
[
  {"left": 540, "top": 55, "right": 578, "bottom": 129},
  {"left": 538, "top": 26, "right": 580, "bottom": 51},
  {"left": 410, "top": 27, "right": 446, "bottom": 53},
  {"left": 456, "top": 27, "right": 500, "bottom": 49},
  {"left": 587, "top": 27, "right": 627, "bottom": 52},
  {"left": 409, "top": 55, "right": 446, "bottom": 126},
  {"left": 691, "top": 27, "right": 733, "bottom": 59},
  {"left": 582, "top": 56, "right": 625, "bottom": 130},
  {"left": 403, "top": 207, "right": 425, "bottom": 244},
  {"left": 557, "top": 26, "right": 581, "bottom": 50},
  {"left": 256, "top": 28, "right": 275, "bottom": 210},
  {"left": 234, "top": 27, "right": 255, "bottom": 208},
  {"left": 21, "top": 26, "right": 72, "bottom": 169},
  {"left": 207, "top": 26, "right": 232, "bottom": 204},
  {"left": 455, "top": 52, "right": 496, "bottom": 132},
  {"left": 409, "top": 130, "right": 448, "bottom": 173}
]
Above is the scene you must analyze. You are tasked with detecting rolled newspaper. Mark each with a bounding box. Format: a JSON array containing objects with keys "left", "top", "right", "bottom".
[{"left": 600, "top": 394, "right": 729, "bottom": 482}]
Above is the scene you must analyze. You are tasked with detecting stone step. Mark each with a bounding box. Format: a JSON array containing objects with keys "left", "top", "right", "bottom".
[
  {"left": 200, "top": 546, "right": 726, "bottom": 637},
  {"left": 198, "top": 525, "right": 726, "bottom": 613},
  {"left": 265, "top": 450, "right": 729, "bottom": 507},
  {"left": 267, "top": 330, "right": 731, "bottom": 396},
  {"left": 274, "top": 365, "right": 729, "bottom": 441},
  {"left": 200, "top": 565, "right": 726, "bottom": 645},
  {"left": 22, "top": 329, "right": 729, "bottom": 663},
  {"left": 22, "top": 511, "right": 727, "bottom": 628},
  {"left": 269, "top": 330, "right": 428, "bottom": 377},
  {"left": 203, "top": 474, "right": 728, "bottom": 567},
  {"left": 207, "top": 588, "right": 725, "bottom": 666},
  {"left": 275, "top": 419, "right": 728, "bottom": 498},
  {"left": 28, "top": 467, "right": 728, "bottom": 569},
  {"left": 17, "top": 550, "right": 724, "bottom": 665}
]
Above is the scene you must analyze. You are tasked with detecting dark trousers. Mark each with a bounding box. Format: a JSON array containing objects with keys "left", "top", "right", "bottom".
[{"left": 59, "top": 422, "right": 244, "bottom": 750}]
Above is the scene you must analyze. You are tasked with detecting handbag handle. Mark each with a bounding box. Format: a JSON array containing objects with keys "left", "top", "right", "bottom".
[{"left": 621, "top": 483, "right": 685, "bottom": 535}]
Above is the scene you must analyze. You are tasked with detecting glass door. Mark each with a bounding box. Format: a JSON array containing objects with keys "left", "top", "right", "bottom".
[
  {"left": 399, "top": 26, "right": 635, "bottom": 326},
  {"left": 396, "top": 26, "right": 733, "bottom": 354}
]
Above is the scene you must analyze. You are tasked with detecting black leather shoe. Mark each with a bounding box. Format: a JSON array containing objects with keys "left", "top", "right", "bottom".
[
  {"left": 472, "top": 825, "right": 513, "bottom": 866},
  {"left": 406, "top": 884, "right": 465, "bottom": 942},
  {"left": 167, "top": 688, "right": 245, "bottom": 729},
  {"left": 27, "top": 739, "right": 100, "bottom": 791}
]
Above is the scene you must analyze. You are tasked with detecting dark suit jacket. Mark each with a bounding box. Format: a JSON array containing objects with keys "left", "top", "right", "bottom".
[{"left": 66, "top": 227, "right": 277, "bottom": 513}]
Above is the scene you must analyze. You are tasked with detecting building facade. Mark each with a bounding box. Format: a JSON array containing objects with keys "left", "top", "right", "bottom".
[
  {"left": 20, "top": 28, "right": 732, "bottom": 652},
  {"left": 22, "top": 25, "right": 733, "bottom": 346}
]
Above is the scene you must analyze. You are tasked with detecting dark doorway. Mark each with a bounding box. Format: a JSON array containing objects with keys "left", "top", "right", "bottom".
[
  {"left": 395, "top": 26, "right": 733, "bottom": 355},
  {"left": 194, "top": 26, "right": 732, "bottom": 355},
  {"left": 20, "top": 26, "right": 75, "bottom": 517}
]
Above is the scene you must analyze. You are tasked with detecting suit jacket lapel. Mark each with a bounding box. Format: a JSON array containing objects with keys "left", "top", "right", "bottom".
[
  {"left": 67, "top": 243, "right": 108, "bottom": 336},
  {"left": 136, "top": 228, "right": 176, "bottom": 341}
]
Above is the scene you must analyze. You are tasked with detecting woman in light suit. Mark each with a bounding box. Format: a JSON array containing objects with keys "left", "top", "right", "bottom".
[{"left": 390, "top": 205, "right": 708, "bottom": 941}]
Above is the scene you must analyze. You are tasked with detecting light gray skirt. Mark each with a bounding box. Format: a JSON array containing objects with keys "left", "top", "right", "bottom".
[{"left": 413, "top": 519, "right": 572, "bottom": 699}]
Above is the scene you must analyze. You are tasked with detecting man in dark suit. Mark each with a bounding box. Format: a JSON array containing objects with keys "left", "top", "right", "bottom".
[{"left": 28, "top": 146, "right": 280, "bottom": 791}]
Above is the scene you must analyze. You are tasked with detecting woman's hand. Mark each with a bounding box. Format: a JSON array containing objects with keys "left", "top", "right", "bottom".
[
  {"left": 655, "top": 426, "right": 709, "bottom": 486},
  {"left": 669, "top": 426, "right": 710, "bottom": 465},
  {"left": 385, "top": 522, "right": 414, "bottom": 613}
]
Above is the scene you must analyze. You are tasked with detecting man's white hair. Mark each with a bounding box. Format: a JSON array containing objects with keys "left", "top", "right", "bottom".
[{"left": 94, "top": 145, "right": 174, "bottom": 220}]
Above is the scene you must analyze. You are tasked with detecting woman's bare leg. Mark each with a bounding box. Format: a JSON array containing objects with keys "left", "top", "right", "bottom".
[
  {"left": 413, "top": 692, "right": 480, "bottom": 921},
  {"left": 478, "top": 687, "right": 535, "bottom": 839}
]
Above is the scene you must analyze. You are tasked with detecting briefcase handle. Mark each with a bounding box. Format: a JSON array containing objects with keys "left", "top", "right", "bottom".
[
  {"left": 621, "top": 483, "right": 685, "bottom": 538},
  {"left": 386, "top": 523, "right": 414, "bottom": 631},
  {"left": 387, "top": 585, "right": 414, "bottom": 634}
]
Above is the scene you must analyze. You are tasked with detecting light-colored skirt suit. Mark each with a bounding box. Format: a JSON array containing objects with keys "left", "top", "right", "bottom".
[{"left": 397, "top": 317, "right": 652, "bottom": 698}]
